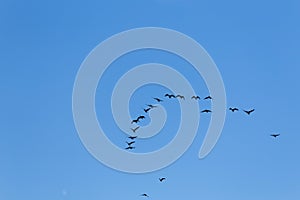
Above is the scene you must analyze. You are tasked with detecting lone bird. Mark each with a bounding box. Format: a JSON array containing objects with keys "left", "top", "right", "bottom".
[
  {"left": 270, "top": 133, "right": 280, "bottom": 138},
  {"left": 144, "top": 108, "right": 151, "bottom": 113},
  {"left": 229, "top": 107, "right": 239, "bottom": 112},
  {"left": 140, "top": 193, "right": 149, "bottom": 197},
  {"left": 191, "top": 95, "right": 200, "bottom": 100},
  {"left": 125, "top": 146, "right": 135, "bottom": 150},
  {"left": 153, "top": 97, "right": 163, "bottom": 102},
  {"left": 204, "top": 95, "right": 212, "bottom": 100},
  {"left": 131, "top": 126, "right": 140, "bottom": 133},
  {"left": 128, "top": 136, "right": 137, "bottom": 140},
  {"left": 176, "top": 95, "right": 185, "bottom": 100},
  {"left": 165, "top": 94, "right": 176, "bottom": 98},
  {"left": 126, "top": 141, "right": 135, "bottom": 146},
  {"left": 159, "top": 177, "right": 166, "bottom": 182},
  {"left": 201, "top": 109, "right": 212, "bottom": 113},
  {"left": 243, "top": 109, "right": 255, "bottom": 115}
]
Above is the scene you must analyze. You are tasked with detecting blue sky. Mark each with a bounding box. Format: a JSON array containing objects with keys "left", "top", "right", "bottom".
[{"left": 1, "top": 0, "right": 300, "bottom": 199}]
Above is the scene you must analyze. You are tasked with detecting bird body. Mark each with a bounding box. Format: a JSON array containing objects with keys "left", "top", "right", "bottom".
[
  {"left": 131, "top": 126, "right": 140, "bottom": 133},
  {"left": 191, "top": 95, "right": 200, "bottom": 100},
  {"left": 126, "top": 141, "right": 135, "bottom": 146},
  {"left": 159, "top": 177, "right": 166, "bottom": 182},
  {"left": 125, "top": 146, "right": 135, "bottom": 150},
  {"left": 243, "top": 109, "right": 255, "bottom": 115},
  {"left": 270, "top": 134, "right": 280, "bottom": 138},
  {"left": 229, "top": 107, "right": 239, "bottom": 112},
  {"left": 144, "top": 108, "right": 151, "bottom": 113},
  {"left": 176, "top": 95, "right": 185, "bottom": 100},
  {"left": 128, "top": 136, "right": 137, "bottom": 140},
  {"left": 201, "top": 109, "right": 212, "bottom": 113},
  {"left": 147, "top": 104, "right": 157, "bottom": 108},
  {"left": 165, "top": 94, "right": 176, "bottom": 98},
  {"left": 204, "top": 95, "right": 212, "bottom": 100},
  {"left": 140, "top": 193, "right": 149, "bottom": 197},
  {"left": 153, "top": 97, "right": 163, "bottom": 102}
]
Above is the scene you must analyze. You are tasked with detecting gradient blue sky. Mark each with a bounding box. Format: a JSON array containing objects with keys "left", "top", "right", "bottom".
[{"left": 1, "top": 0, "right": 300, "bottom": 199}]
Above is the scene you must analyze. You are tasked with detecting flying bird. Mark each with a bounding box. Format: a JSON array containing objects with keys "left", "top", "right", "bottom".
[
  {"left": 159, "top": 177, "right": 166, "bottom": 182},
  {"left": 125, "top": 146, "right": 135, "bottom": 150},
  {"left": 131, "top": 119, "right": 139, "bottom": 124},
  {"left": 128, "top": 136, "right": 137, "bottom": 140},
  {"left": 191, "top": 95, "right": 200, "bottom": 100},
  {"left": 153, "top": 97, "right": 163, "bottom": 102},
  {"left": 270, "top": 133, "right": 280, "bottom": 138},
  {"left": 140, "top": 193, "right": 149, "bottom": 197},
  {"left": 165, "top": 94, "right": 176, "bottom": 98},
  {"left": 126, "top": 141, "right": 135, "bottom": 146},
  {"left": 147, "top": 104, "right": 157, "bottom": 108},
  {"left": 176, "top": 95, "right": 185, "bottom": 100},
  {"left": 229, "top": 107, "right": 239, "bottom": 112},
  {"left": 144, "top": 108, "right": 151, "bottom": 113},
  {"left": 243, "top": 109, "right": 255, "bottom": 115},
  {"left": 204, "top": 95, "right": 212, "bottom": 100},
  {"left": 137, "top": 115, "right": 145, "bottom": 121},
  {"left": 201, "top": 109, "right": 212, "bottom": 113},
  {"left": 131, "top": 126, "right": 140, "bottom": 133}
]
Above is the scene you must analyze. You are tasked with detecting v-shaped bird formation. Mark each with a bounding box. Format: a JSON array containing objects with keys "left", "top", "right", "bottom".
[{"left": 122, "top": 92, "right": 281, "bottom": 198}]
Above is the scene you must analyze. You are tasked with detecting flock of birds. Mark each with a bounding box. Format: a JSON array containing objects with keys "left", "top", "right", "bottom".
[{"left": 123, "top": 92, "right": 280, "bottom": 198}]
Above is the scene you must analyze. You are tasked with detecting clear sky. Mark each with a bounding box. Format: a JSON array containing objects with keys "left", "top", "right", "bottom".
[{"left": 1, "top": 0, "right": 300, "bottom": 199}]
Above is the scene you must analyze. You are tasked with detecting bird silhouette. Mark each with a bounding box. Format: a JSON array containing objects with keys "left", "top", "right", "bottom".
[
  {"left": 131, "top": 126, "right": 140, "bottom": 133},
  {"left": 229, "top": 107, "right": 239, "bottom": 112},
  {"left": 137, "top": 115, "right": 145, "bottom": 121},
  {"left": 153, "top": 97, "right": 163, "bottom": 102},
  {"left": 140, "top": 193, "right": 149, "bottom": 197},
  {"left": 131, "top": 119, "right": 139, "bottom": 124},
  {"left": 147, "top": 104, "right": 157, "bottom": 108},
  {"left": 204, "top": 95, "right": 212, "bottom": 100},
  {"left": 201, "top": 109, "right": 212, "bottom": 113},
  {"left": 176, "top": 95, "right": 185, "bottom": 100},
  {"left": 165, "top": 94, "right": 176, "bottom": 98},
  {"left": 128, "top": 136, "right": 137, "bottom": 140},
  {"left": 191, "top": 95, "right": 200, "bottom": 100},
  {"left": 243, "top": 109, "right": 255, "bottom": 115},
  {"left": 125, "top": 146, "right": 135, "bottom": 150},
  {"left": 126, "top": 141, "right": 135, "bottom": 146},
  {"left": 270, "top": 134, "right": 280, "bottom": 138},
  {"left": 144, "top": 108, "right": 151, "bottom": 113},
  {"left": 159, "top": 177, "right": 166, "bottom": 182}
]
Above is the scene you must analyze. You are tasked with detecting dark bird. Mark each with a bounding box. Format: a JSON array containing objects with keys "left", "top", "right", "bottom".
[
  {"left": 229, "top": 107, "right": 239, "bottom": 112},
  {"left": 165, "top": 94, "right": 176, "bottom": 98},
  {"left": 137, "top": 115, "right": 145, "bottom": 121},
  {"left": 243, "top": 109, "right": 255, "bottom": 115},
  {"left": 147, "top": 104, "right": 157, "bottom": 108},
  {"left": 140, "top": 193, "right": 149, "bottom": 197},
  {"left": 204, "top": 95, "right": 212, "bottom": 100},
  {"left": 126, "top": 141, "right": 135, "bottom": 146},
  {"left": 131, "top": 119, "right": 139, "bottom": 124},
  {"left": 125, "top": 146, "right": 135, "bottom": 150},
  {"left": 131, "top": 126, "right": 140, "bottom": 133},
  {"left": 144, "top": 108, "right": 151, "bottom": 113},
  {"left": 191, "top": 95, "right": 200, "bottom": 100},
  {"left": 153, "top": 97, "right": 163, "bottom": 102},
  {"left": 201, "top": 109, "right": 212, "bottom": 113},
  {"left": 176, "top": 95, "right": 185, "bottom": 100},
  {"left": 270, "top": 134, "right": 280, "bottom": 138},
  {"left": 159, "top": 177, "right": 166, "bottom": 182},
  {"left": 128, "top": 136, "right": 137, "bottom": 140}
]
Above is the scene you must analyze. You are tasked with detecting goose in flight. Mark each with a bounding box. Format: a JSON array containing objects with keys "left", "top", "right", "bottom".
[
  {"left": 243, "top": 109, "right": 255, "bottom": 115},
  {"left": 229, "top": 107, "right": 239, "bottom": 112}
]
